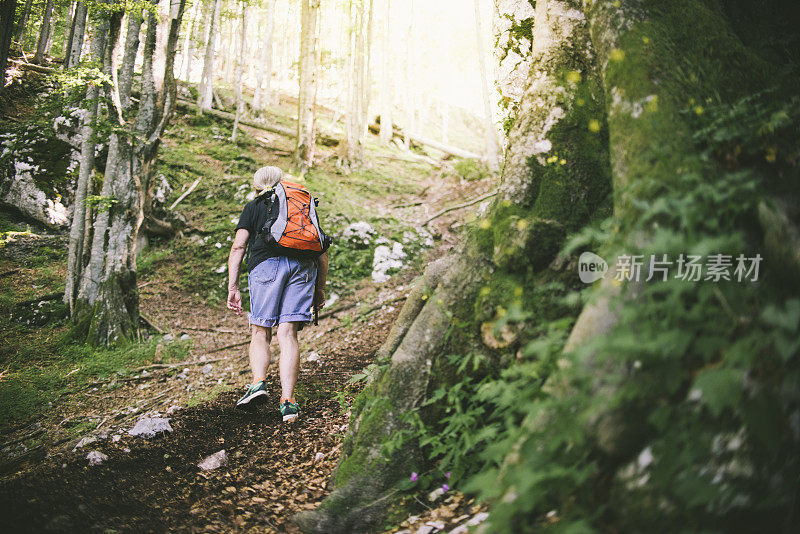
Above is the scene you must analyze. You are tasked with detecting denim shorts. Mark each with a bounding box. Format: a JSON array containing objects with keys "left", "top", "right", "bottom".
[{"left": 248, "top": 256, "right": 317, "bottom": 328}]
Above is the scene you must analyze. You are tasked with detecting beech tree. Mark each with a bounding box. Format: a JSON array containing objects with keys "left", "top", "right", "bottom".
[
  {"left": 231, "top": 0, "right": 246, "bottom": 142},
  {"left": 338, "top": 0, "right": 371, "bottom": 171},
  {"left": 32, "top": 0, "right": 55, "bottom": 63},
  {"left": 295, "top": 0, "right": 320, "bottom": 168},
  {"left": 198, "top": 0, "right": 221, "bottom": 110},
  {"left": 64, "top": 1, "right": 88, "bottom": 69},
  {"left": 251, "top": 0, "right": 274, "bottom": 111},
  {"left": 66, "top": 0, "right": 187, "bottom": 345},
  {"left": 295, "top": 0, "right": 800, "bottom": 531}
]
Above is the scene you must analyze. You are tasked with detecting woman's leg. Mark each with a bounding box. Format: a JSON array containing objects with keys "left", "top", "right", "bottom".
[
  {"left": 276, "top": 321, "right": 300, "bottom": 401},
  {"left": 250, "top": 324, "right": 272, "bottom": 383}
]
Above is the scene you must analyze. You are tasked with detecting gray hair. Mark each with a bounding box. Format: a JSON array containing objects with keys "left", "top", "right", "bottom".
[{"left": 253, "top": 166, "right": 283, "bottom": 192}]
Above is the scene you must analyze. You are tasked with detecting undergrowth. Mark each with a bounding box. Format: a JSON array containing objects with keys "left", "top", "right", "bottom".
[{"left": 393, "top": 90, "right": 800, "bottom": 531}]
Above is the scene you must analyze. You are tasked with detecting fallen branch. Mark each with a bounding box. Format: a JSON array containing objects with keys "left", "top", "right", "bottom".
[
  {"left": 139, "top": 312, "right": 165, "bottom": 334},
  {"left": 12, "top": 59, "right": 57, "bottom": 74},
  {"left": 0, "top": 429, "right": 44, "bottom": 450},
  {"left": 169, "top": 177, "right": 201, "bottom": 210},
  {"left": 422, "top": 191, "right": 497, "bottom": 226},
  {"left": 180, "top": 325, "right": 239, "bottom": 333},
  {"left": 316, "top": 302, "right": 357, "bottom": 321},
  {"left": 207, "top": 340, "right": 249, "bottom": 353},
  {"left": 175, "top": 98, "right": 340, "bottom": 145},
  {"left": 128, "top": 357, "right": 230, "bottom": 372},
  {"left": 389, "top": 201, "right": 424, "bottom": 209}
]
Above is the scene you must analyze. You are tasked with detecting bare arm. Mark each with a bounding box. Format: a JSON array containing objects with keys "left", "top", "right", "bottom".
[{"left": 227, "top": 229, "right": 249, "bottom": 316}]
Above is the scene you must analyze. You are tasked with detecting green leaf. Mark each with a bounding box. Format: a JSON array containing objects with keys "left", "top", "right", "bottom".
[{"left": 693, "top": 368, "right": 743, "bottom": 416}]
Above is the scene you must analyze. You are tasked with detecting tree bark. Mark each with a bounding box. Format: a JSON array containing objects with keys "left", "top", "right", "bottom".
[
  {"left": 65, "top": 14, "right": 110, "bottom": 313},
  {"left": 32, "top": 0, "right": 54, "bottom": 63},
  {"left": 251, "top": 0, "right": 274, "bottom": 111},
  {"left": 0, "top": 0, "right": 17, "bottom": 91},
  {"left": 12, "top": 0, "right": 30, "bottom": 47},
  {"left": 79, "top": 8, "right": 141, "bottom": 305},
  {"left": 231, "top": 0, "right": 247, "bottom": 143},
  {"left": 378, "top": 0, "right": 392, "bottom": 143},
  {"left": 198, "top": 0, "right": 220, "bottom": 110},
  {"left": 295, "top": 0, "right": 320, "bottom": 168},
  {"left": 474, "top": 0, "right": 500, "bottom": 171},
  {"left": 64, "top": 2, "right": 88, "bottom": 69},
  {"left": 338, "top": 0, "right": 368, "bottom": 171},
  {"left": 74, "top": 0, "right": 185, "bottom": 345},
  {"left": 294, "top": 1, "right": 611, "bottom": 531},
  {"left": 179, "top": 0, "right": 200, "bottom": 81}
]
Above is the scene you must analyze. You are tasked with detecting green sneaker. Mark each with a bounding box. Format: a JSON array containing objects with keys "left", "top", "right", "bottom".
[
  {"left": 235, "top": 380, "right": 268, "bottom": 409},
  {"left": 280, "top": 399, "right": 299, "bottom": 422}
]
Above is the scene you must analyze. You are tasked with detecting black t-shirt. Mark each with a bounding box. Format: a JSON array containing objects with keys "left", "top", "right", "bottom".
[{"left": 235, "top": 194, "right": 278, "bottom": 272}]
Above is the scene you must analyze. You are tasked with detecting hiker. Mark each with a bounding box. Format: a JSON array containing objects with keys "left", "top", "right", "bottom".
[{"left": 226, "top": 166, "right": 330, "bottom": 421}]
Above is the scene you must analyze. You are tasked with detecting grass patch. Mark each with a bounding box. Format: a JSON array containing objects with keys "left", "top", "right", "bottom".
[{"left": 0, "top": 338, "right": 192, "bottom": 429}]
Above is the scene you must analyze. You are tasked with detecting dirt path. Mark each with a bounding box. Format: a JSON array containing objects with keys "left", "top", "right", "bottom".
[
  {"left": 0, "top": 273, "right": 409, "bottom": 532},
  {"left": 0, "top": 164, "right": 495, "bottom": 532}
]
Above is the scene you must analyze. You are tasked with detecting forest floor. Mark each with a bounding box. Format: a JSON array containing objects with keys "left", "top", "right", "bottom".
[{"left": 0, "top": 79, "right": 495, "bottom": 533}]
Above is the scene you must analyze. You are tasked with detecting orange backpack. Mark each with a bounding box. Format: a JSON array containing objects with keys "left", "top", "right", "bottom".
[{"left": 258, "top": 181, "right": 332, "bottom": 259}]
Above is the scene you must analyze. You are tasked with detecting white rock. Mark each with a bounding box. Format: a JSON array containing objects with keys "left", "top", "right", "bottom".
[
  {"left": 73, "top": 436, "right": 98, "bottom": 451},
  {"left": 111, "top": 435, "right": 121, "bottom": 443},
  {"left": 426, "top": 520, "right": 446, "bottom": 531},
  {"left": 428, "top": 487, "right": 445, "bottom": 502},
  {"left": 202, "top": 364, "right": 213, "bottom": 374},
  {"left": 340, "top": 221, "right": 376, "bottom": 245},
  {"left": 128, "top": 417, "right": 173, "bottom": 438},
  {"left": 307, "top": 352, "right": 320, "bottom": 362},
  {"left": 372, "top": 242, "right": 407, "bottom": 283},
  {"left": 198, "top": 449, "right": 228, "bottom": 470},
  {"left": 415, "top": 526, "right": 434, "bottom": 534},
  {"left": 86, "top": 450, "right": 108, "bottom": 466},
  {"left": 166, "top": 405, "right": 181, "bottom": 414},
  {"left": 313, "top": 452, "right": 325, "bottom": 463},
  {"left": 180, "top": 334, "right": 191, "bottom": 341},
  {"left": 467, "top": 512, "right": 489, "bottom": 526},
  {"left": 162, "top": 333, "right": 174, "bottom": 343},
  {"left": 448, "top": 526, "right": 469, "bottom": 534}
]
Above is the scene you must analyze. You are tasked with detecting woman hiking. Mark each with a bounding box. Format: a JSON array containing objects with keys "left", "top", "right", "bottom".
[{"left": 226, "top": 166, "right": 329, "bottom": 421}]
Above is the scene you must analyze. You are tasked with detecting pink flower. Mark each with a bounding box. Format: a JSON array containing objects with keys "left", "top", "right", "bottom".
[
  {"left": 442, "top": 484, "right": 450, "bottom": 492},
  {"left": 410, "top": 472, "right": 418, "bottom": 482},
  {"left": 445, "top": 472, "right": 450, "bottom": 479}
]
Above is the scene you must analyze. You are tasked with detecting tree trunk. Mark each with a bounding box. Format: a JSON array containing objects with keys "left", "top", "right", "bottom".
[
  {"left": 79, "top": 8, "right": 138, "bottom": 306},
  {"left": 295, "top": 0, "right": 320, "bottom": 168},
  {"left": 251, "top": 0, "right": 274, "bottom": 111},
  {"left": 338, "top": 0, "right": 368, "bottom": 171},
  {"left": 198, "top": 0, "right": 220, "bottom": 110},
  {"left": 62, "top": 2, "right": 76, "bottom": 57},
  {"left": 231, "top": 1, "right": 247, "bottom": 143},
  {"left": 179, "top": 0, "right": 200, "bottom": 81},
  {"left": 473, "top": 0, "right": 499, "bottom": 171},
  {"left": 64, "top": 2, "right": 88, "bottom": 69},
  {"left": 378, "top": 0, "right": 392, "bottom": 143},
  {"left": 13, "top": 0, "right": 30, "bottom": 47},
  {"left": 402, "top": 0, "right": 413, "bottom": 149},
  {"left": 0, "top": 0, "right": 16, "bottom": 92},
  {"left": 294, "top": 1, "right": 611, "bottom": 531},
  {"left": 32, "top": 0, "right": 54, "bottom": 63},
  {"left": 73, "top": 0, "right": 185, "bottom": 346},
  {"left": 65, "top": 15, "right": 110, "bottom": 313}
]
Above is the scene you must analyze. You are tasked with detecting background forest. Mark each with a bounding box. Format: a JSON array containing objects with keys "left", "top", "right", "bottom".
[{"left": 1, "top": 0, "right": 799, "bottom": 533}]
